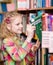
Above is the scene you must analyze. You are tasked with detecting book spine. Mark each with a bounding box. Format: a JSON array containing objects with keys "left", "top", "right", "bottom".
[
  {"left": 42, "top": 13, "right": 48, "bottom": 31},
  {"left": 42, "top": 0, "right": 46, "bottom": 7},
  {"left": 1, "top": 3, "right": 7, "bottom": 12},
  {"left": 0, "top": 4, "right": 2, "bottom": 12},
  {"left": 47, "top": 15, "right": 52, "bottom": 31},
  {"left": 51, "top": 0, "right": 53, "bottom": 6},
  {"left": 0, "top": 14, "right": 3, "bottom": 24},
  {"left": 37, "top": 0, "right": 42, "bottom": 8},
  {"left": 46, "top": 0, "right": 49, "bottom": 7},
  {"left": 33, "top": 0, "right": 37, "bottom": 8},
  {"left": 17, "top": 0, "right": 27, "bottom": 10},
  {"left": 51, "top": 15, "right": 53, "bottom": 31}
]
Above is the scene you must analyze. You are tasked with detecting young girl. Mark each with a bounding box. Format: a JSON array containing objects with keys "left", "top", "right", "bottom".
[{"left": 0, "top": 12, "right": 40, "bottom": 65}]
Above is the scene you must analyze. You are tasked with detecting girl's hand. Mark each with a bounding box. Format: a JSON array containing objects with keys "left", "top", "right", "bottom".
[
  {"left": 26, "top": 24, "right": 36, "bottom": 42},
  {"left": 31, "top": 39, "right": 40, "bottom": 52}
]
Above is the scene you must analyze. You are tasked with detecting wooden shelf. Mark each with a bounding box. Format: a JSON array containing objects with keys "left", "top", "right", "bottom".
[
  {"left": 0, "top": 0, "right": 11, "bottom": 3},
  {"left": 29, "top": 7, "right": 53, "bottom": 10},
  {"left": 17, "top": 7, "right": 53, "bottom": 12},
  {"left": 0, "top": 7, "right": 53, "bottom": 14}
]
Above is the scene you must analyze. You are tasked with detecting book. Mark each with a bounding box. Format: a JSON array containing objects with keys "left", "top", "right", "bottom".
[
  {"left": 30, "top": 14, "right": 42, "bottom": 43},
  {"left": 29, "top": 13, "right": 36, "bottom": 23},
  {"left": 42, "top": 0, "right": 46, "bottom": 7},
  {"left": 17, "top": 0, "right": 27, "bottom": 10},
  {"left": 6, "top": 3, "right": 15, "bottom": 12},
  {"left": 0, "top": 14, "right": 3, "bottom": 24},
  {"left": 37, "top": 0, "right": 42, "bottom": 8},
  {"left": 42, "top": 13, "right": 49, "bottom": 31},
  {"left": 51, "top": 0, "right": 53, "bottom": 6},
  {"left": 0, "top": 4, "right": 2, "bottom": 12},
  {"left": 1, "top": 3, "right": 7, "bottom": 12}
]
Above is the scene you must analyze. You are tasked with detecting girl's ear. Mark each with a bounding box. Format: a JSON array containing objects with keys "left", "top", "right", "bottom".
[{"left": 7, "top": 24, "right": 11, "bottom": 30}]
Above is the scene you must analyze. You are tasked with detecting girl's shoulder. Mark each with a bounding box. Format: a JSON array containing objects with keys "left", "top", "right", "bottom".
[
  {"left": 3, "top": 36, "right": 22, "bottom": 46},
  {"left": 3, "top": 36, "right": 18, "bottom": 46}
]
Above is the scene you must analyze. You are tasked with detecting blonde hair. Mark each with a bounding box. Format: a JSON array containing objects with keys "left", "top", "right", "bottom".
[{"left": 0, "top": 11, "right": 23, "bottom": 38}]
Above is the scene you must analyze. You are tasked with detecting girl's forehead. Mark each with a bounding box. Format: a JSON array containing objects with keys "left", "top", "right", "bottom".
[{"left": 11, "top": 16, "right": 22, "bottom": 24}]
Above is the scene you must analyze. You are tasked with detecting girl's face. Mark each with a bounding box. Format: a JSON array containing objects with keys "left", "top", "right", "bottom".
[{"left": 9, "top": 16, "right": 23, "bottom": 34}]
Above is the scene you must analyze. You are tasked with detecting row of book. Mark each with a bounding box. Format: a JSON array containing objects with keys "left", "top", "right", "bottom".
[
  {"left": 0, "top": 3, "right": 16, "bottom": 12},
  {"left": 17, "top": 0, "right": 53, "bottom": 10},
  {"left": 42, "top": 48, "right": 53, "bottom": 65},
  {"left": 42, "top": 13, "right": 53, "bottom": 31},
  {"left": 0, "top": 0, "right": 53, "bottom": 12}
]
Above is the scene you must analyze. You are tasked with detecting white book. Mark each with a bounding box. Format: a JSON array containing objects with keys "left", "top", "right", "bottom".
[{"left": 17, "top": 0, "right": 27, "bottom": 10}]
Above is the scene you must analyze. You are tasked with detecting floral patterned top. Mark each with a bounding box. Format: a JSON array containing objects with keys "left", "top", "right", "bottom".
[{"left": 1, "top": 36, "right": 36, "bottom": 65}]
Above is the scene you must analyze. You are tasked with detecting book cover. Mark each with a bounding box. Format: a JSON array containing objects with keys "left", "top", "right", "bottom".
[
  {"left": 30, "top": 14, "right": 42, "bottom": 43},
  {"left": 29, "top": 13, "right": 36, "bottom": 23}
]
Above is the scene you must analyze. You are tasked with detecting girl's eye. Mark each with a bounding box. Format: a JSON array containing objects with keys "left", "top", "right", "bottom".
[
  {"left": 17, "top": 23, "right": 20, "bottom": 25},
  {"left": 21, "top": 22, "right": 23, "bottom": 25},
  {"left": 16, "top": 22, "right": 23, "bottom": 25}
]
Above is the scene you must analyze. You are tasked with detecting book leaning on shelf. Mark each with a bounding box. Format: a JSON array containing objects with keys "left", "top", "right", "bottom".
[{"left": 29, "top": 14, "right": 42, "bottom": 43}]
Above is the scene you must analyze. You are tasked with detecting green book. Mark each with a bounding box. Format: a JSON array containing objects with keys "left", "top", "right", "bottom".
[{"left": 30, "top": 14, "right": 42, "bottom": 43}]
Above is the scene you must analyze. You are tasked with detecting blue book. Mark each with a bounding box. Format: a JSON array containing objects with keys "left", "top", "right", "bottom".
[
  {"left": 37, "top": 0, "right": 42, "bottom": 8},
  {"left": 1, "top": 3, "right": 7, "bottom": 12},
  {"left": 42, "top": 0, "right": 46, "bottom": 7},
  {"left": 0, "top": 14, "right": 3, "bottom": 24},
  {"left": 51, "top": 0, "right": 53, "bottom": 6}
]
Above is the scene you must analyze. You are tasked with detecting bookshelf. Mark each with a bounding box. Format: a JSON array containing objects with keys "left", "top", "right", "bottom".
[
  {"left": 18, "top": 7, "right": 53, "bottom": 11},
  {"left": 17, "top": 7, "right": 53, "bottom": 65}
]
